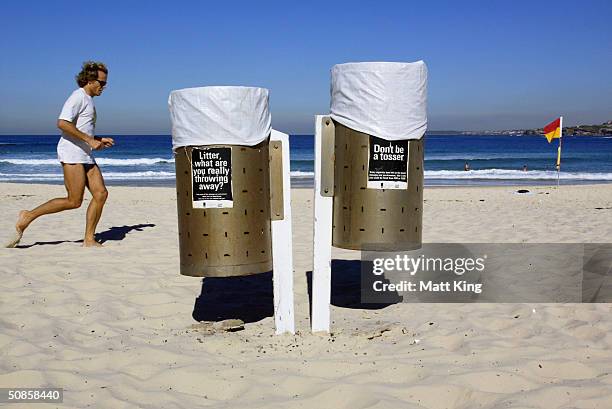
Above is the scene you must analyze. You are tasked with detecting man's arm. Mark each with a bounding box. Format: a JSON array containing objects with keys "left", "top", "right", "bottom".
[{"left": 57, "top": 119, "right": 104, "bottom": 150}]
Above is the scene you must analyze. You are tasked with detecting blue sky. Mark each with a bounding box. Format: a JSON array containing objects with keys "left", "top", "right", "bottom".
[{"left": 0, "top": 0, "right": 610, "bottom": 134}]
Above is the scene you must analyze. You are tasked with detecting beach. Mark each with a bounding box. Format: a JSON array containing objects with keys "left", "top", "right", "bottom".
[{"left": 1, "top": 182, "right": 612, "bottom": 408}]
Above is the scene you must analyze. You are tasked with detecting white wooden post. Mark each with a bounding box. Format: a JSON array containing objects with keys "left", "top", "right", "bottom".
[
  {"left": 311, "top": 116, "right": 333, "bottom": 333},
  {"left": 270, "top": 129, "right": 295, "bottom": 334}
]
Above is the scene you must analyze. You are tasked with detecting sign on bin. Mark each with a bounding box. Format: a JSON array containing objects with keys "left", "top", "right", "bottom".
[
  {"left": 191, "top": 147, "right": 233, "bottom": 208},
  {"left": 367, "top": 136, "right": 409, "bottom": 189}
]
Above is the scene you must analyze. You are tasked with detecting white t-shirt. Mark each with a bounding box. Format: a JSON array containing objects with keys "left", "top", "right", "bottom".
[{"left": 57, "top": 88, "right": 96, "bottom": 164}]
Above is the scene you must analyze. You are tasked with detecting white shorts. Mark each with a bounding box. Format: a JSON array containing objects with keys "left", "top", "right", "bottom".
[{"left": 57, "top": 135, "right": 95, "bottom": 164}]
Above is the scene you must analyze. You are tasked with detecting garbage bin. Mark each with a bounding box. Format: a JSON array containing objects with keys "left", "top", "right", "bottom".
[
  {"left": 169, "top": 86, "right": 273, "bottom": 277},
  {"left": 329, "top": 62, "right": 428, "bottom": 251}
]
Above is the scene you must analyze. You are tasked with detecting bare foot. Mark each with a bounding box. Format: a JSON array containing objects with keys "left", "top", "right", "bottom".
[
  {"left": 5, "top": 211, "right": 29, "bottom": 248},
  {"left": 16, "top": 210, "right": 30, "bottom": 233},
  {"left": 83, "top": 240, "right": 103, "bottom": 248}
]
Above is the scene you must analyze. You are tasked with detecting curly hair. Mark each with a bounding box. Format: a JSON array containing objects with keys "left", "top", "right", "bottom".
[{"left": 76, "top": 61, "right": 108, "bottom": 87}]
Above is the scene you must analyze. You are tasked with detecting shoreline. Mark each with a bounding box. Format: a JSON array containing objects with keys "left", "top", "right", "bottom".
[{"left": 2, "top": 179, "right": 612, "bottom": 189}]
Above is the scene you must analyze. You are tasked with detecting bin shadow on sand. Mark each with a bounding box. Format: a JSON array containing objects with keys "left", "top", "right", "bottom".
[
  {"left": 306, "top": 259, "right": 401, "bottom": 312},
  {"left": 192, "top": 271, "right": 274, "bottom": 323}
]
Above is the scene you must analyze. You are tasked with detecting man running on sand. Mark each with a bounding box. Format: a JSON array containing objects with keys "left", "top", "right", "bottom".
[{"left": 6, "top": 61, "right": 114, "bottom": 248}]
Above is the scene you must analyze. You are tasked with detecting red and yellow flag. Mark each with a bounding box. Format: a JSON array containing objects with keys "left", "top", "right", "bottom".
[{"left": 543, "top": 118, "right": 561, "bottom": 143}]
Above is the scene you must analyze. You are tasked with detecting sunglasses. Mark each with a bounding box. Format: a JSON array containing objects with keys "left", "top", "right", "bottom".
[{"left": 96, "top": 79, "right": 107, "bottom": 88}]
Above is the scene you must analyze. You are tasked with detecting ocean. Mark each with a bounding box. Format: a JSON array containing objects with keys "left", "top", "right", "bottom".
[{"left": 1, "top": 134, "right": 611, "bottom": 187}]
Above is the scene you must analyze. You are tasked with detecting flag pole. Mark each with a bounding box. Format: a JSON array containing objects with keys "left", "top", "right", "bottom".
[{"left": 556, "top": 116, "right": 563, "bottom": 187}]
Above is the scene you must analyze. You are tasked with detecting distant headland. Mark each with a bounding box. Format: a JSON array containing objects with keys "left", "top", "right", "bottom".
[{"left": 428, "top": 120, "right": 612, "bottom": 136}]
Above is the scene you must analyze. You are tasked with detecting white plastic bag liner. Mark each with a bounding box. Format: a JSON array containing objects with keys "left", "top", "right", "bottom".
[
  {"left": 169, "top": 86, "right": 271, "bottom": 150},
  {"left": 330, "top": 61, "right": 428, "bottom": 141}
]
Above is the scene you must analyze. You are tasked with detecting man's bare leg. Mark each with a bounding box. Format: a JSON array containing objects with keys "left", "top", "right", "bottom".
[
  {"left": 83, "top": 164, "right": 108, "bottom": 247},
  {"left": 15, "top": 163, "right": 86, "bottom": 236}
]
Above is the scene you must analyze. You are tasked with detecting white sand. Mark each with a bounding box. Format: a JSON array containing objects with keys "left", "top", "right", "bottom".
[{"left": 1, "top": 183, "right": 612, "bottom": 408}]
